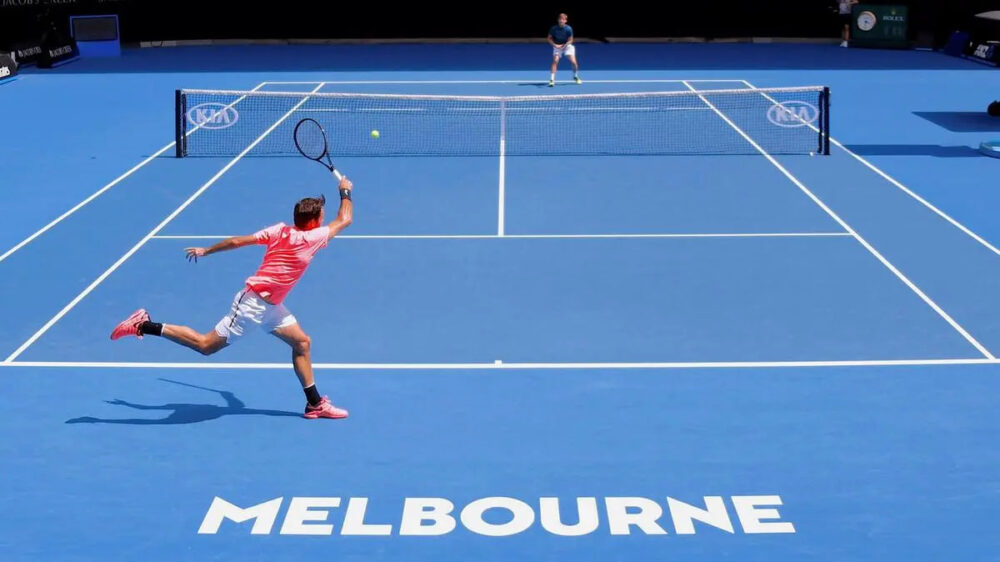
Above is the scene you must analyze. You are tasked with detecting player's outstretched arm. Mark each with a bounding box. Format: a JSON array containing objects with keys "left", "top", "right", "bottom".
[
  {"left": 327, "top": 176, "right": 354, "bottom": 240},
  {"left": 185, "top": 235, "right": 256, "bottom": 262}
]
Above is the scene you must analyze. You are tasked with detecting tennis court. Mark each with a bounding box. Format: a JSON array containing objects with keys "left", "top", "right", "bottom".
[{"left": 2, "top": 43, "right": 1000, "bottom": 560}]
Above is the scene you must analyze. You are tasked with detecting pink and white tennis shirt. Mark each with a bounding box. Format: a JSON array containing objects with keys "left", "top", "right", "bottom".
[{"left": 244, "top": 223, "right": 330, "bottom": 304}]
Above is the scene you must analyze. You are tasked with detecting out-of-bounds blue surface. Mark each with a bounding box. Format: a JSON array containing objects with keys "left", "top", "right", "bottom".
[
  {"left": 2, "top": 366, "right": 999, "bottom": 561},
  {"left": 2, "top": 43, "right": 1000, "bottom": 561}
]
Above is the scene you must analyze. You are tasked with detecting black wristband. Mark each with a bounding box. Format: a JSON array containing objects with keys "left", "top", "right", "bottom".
[{"left": 339, "top": 188, "right": 352, "bottom": 201}]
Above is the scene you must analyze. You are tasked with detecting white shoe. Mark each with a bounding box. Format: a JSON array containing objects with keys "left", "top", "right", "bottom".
[{"left": 840, "top": 41, "right": 848, "bottom": 48}]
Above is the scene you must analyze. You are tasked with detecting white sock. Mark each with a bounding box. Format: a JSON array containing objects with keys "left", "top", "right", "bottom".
[{"left": 550, "top": 73, "right": 555, "bottom": 81}]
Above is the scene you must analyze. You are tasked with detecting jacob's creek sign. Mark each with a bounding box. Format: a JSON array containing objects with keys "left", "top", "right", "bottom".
[{"left": 199, "top": 495, "right": 795, "bottom": 537}]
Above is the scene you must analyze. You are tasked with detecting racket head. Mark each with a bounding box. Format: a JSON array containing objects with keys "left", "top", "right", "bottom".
[{"left": 293, "top": 118, "right": 330, "bottom": 162}]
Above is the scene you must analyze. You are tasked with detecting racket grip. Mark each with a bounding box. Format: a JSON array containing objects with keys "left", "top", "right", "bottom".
[{"left": 332, "top": 168, "right": 343, "bottom": 181}]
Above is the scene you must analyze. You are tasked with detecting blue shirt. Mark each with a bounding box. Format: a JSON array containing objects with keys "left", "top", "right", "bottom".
[{"left": 549, "top": 24, "right": 573, "bottom": 44}]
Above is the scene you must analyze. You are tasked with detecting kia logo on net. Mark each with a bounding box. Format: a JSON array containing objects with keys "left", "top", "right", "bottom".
[
  {"left": 187, "top": 103, "right": 239, "bottom": 129},
  {"left": 767, "top": 101, "right": 818, "bottom": 128}
]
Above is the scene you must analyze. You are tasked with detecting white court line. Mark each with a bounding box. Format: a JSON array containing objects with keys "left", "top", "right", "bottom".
[
  {"left": 466, "top": 107, "right": 713, "bottom": 112},
  {"left": 297, "top": 108, "right": 424, "bottom": 113},
  {"left": 0, "top": 358, "right": 996, "bottom": 370},
  {"left": 263, "top": 79, "right": 748, "bottom": 85},
  {"left": 0, "top": 82, "right": 267, "bottom": 265},
  {"left": 2, "top": 83, "right": 328, "bottom": 364},
  {"left": 151, "top": 232, "right": 853, "bottom": 240},
  {"left": 681, "top": 80, "right": 996, "bottom": 360},
  {"left": 743, "top": 80, "right": 1000, "bottom": 258},
  {"left": 295, "top": 107, "right": 713, "bottom": 113}
]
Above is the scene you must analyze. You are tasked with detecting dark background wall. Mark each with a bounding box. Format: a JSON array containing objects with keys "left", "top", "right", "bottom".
[{"left": 1, "top": 0, "right": 996, "bottom": 47}]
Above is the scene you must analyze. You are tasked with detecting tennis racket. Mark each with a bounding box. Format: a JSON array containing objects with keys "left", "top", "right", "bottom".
[{"left": 293, "top": 118, "right": 344, "bottom": 180}]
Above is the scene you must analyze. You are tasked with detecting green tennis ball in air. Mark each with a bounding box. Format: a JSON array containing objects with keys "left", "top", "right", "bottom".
[{"left": 371, "top": 130, "right": 380, "bottom": 139}]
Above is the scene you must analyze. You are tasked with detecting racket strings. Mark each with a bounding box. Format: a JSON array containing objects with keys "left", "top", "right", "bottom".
[{"left": 294, "top": 119, "right": 328, "bottom": 160}]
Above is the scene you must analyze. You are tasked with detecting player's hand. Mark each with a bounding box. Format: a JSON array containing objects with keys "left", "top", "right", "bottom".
[
  {"left": 185, "top": 247, "right": 207, "bottom": 262},
  {"left": 339, "top": 177, "right": 353, "bottom": 191}
]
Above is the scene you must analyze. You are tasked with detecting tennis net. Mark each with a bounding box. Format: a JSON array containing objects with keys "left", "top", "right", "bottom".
[{"left": 175, "top": 86, "right": 830, "bottom": 158}]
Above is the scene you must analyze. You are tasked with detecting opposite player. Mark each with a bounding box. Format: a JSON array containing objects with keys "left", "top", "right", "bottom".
[
  {"left": 548, "top": 13, "right": 581, "bottom": 87},
  {"left": 109, "top": 177, "right": 355, "bottom": 420},
  {"left": 838, "top": 0, "right": 858, "bottom": 47}
]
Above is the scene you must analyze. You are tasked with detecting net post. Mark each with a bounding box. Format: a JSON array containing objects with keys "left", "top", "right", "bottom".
[
  {"left": 497, "top": 98, "right": 506, "bottom": 236},
  {"left": 499, "top": 98, "right": 506, "bottom": 144},
  {"left": 822, "top": 86, "right": 831, "bottom": 156},
  {"left": 174, "top": 89, "right": 186, "bottom": 158}
]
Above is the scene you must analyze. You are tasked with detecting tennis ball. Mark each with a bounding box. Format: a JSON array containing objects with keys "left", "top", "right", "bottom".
[{"left": 371, "top": 130, "right": 380, "bottom": 139}]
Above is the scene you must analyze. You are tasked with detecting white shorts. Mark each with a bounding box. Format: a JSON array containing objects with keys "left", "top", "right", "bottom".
[
  {"left": 214, "top": 288, "right": 297, "bottom": 343},
  {"left": 553, "top": 44, "right": 576, "bottom": 58}
]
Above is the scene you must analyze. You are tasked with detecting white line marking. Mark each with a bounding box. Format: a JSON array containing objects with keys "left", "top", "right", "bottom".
[
  {"left": 297, "top": 108, "right": 424, "bottom": 112},
  {"left": 681, "top": 80, "right": 996, "bottom": 360},
  {"left": 262, "top": 79, "right": 749, "bottom": 85},
  {"left": 0, "top": 82, "right": 267, "bottom": 265},
  {"left": 186, "top": 86, "right": 825, "bottom": 103},
  {"left": 501, "top": 106, "right": 712, "bottom": 111},
  {"left": 2, "top": 83, "right": 328, "bottom": 364},
  {"left": 1, "top": 358, "right": 995, "bottom": 370},
  {"left": 294, "top": 106, "right": 713, "bottom": 113},
  {"left": 151, "top": 232, "right": 854, "bottom": 240},
  {"left": 742, "top": 80, "right": 1000, "bottom": 258}
]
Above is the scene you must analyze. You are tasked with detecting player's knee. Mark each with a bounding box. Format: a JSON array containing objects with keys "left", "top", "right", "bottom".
[
  {"left": 197, "top": 335, "right": 221, "bottom": 355},
  {"left": 294, "top": 336, "right": 311, "bottom": 355}
]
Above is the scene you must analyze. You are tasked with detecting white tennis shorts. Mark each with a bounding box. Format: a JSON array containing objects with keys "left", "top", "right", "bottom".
[
  {"left": 553, "top": 44, "right": 576, "bottom": 58},
  {"left": 214, "top": 288, "right": 297, "bottom": 343}
]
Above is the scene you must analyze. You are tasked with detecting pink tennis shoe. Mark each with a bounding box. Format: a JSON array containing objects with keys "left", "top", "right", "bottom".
[
  {"left": 110, "top": 309, "right": 149, "bottom": 340},
  {"left": 304, "top": 396, "right": 349, "bottom": 419}
]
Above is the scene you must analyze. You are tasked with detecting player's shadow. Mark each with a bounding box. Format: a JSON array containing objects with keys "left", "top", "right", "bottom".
[
  {"left": 65, "top": 378, "right": 301, "bottom": 425},
  {"left": 517, "top": 82, "right": 577, "bottom": 88}
]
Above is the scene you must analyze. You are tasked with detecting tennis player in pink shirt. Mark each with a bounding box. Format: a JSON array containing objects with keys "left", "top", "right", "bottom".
[{"left": 110, "top": 177, "right": 355, "bottom": 420}]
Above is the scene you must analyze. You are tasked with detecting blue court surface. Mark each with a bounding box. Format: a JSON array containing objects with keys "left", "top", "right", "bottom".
[{"left": 2, "top": 43, "right": 1000, "bottom": 560}]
